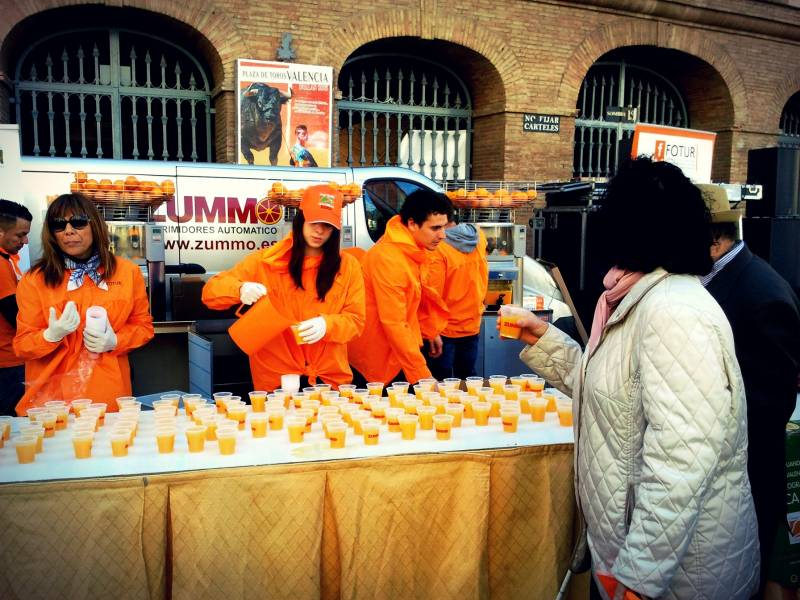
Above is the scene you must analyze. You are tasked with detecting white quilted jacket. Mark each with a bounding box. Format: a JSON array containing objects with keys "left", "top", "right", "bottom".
[{"left": 520, "top": 269, "right": 759, "bottom": 599}]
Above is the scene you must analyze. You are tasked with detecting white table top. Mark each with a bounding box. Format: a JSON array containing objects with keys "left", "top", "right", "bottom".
[{"left": 0, "top": 401, "right": 574, "bottom": 485}]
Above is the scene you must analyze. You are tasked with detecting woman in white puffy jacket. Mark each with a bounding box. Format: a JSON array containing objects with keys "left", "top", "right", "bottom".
[{"left": 505, "top": 157, "right": 759, "bottom": 600}]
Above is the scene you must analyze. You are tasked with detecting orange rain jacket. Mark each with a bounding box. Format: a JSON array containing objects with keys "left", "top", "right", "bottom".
[
  {"left": 426, "top": 228, "right": 488, "bottom": 338},
  {"left": 13, "top": 258, "right": 154, "bottom": 414},
  {"left": 348, "top": 215, "right": 448, "bottom": 385},
  {"left": 0, "top": 252, "right": 23, "bottom": 367},
  {"left": 202, "top": 235, "right": 365, "bottom": 390}
]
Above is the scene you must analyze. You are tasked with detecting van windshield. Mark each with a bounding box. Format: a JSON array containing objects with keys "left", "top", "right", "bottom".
[{"left": 362, "top": 179, "right": 428, "bottom": 242}]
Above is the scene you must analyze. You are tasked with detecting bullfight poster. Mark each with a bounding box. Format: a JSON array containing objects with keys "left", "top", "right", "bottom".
[{"left": 236, "top": 59, "right": 333, "bottom": 168}]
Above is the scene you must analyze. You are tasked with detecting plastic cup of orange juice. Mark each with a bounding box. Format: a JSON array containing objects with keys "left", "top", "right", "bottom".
[
  {"left": 321, "top": 391, "right": 340, "bottom": 406},
  {"left": 295, "top": 408, "right": 314, "bottom": 433},
  {"left": 416, "top": 405, "right": 436, "bottom": 430},
  {"left": 501, "top": 409, "right": 520, "bottom": 433},
  {"left": 433, "top": 414, "right": 454, "bottom": 440},
  {"left": 352, "top": 389, "right": 368, "bottom": 404},
  {"left": 217, "top": 427, "right": 237, "bottom": 455},
  {"left": 71, "top": 430, "right": 94, "bottom": 459},
  {"left": 477, "top": 387, "right": 494, "bottom": 404},
  {"left": 267, "top": 407, "right": 286, "bottom": 430},
  {"left": 248, "top": 391, "right": 267, "bottom": 413},
  {"left": 69, "top": 399, "right": 92, "bottom": 417},
  {"left": 423, "top": 391, "right": 441, "bottom": 406},
  {"left": 249, "top": 414, "right": 268, "bottom": 438},
  {"left": 370, "top": 400, "right": 389, "bottom": 423},
  {"left": 300, "top": 386, "right": 318, "bottom": 401},
  {"left": 155, "top": 426, "right": 176, "bottom": 454},
  {"left": 199, "top": 418, "right": 217, "bottom": 441},
  {"left": 543, "top": 390, "right": 557, "bottom": 412},
  {"left": 503, "top": 384, "right": 521, "bottom": 401},
  {"left": 473, "top": 401, "right": 491, "bottom": 426},
  {"left": 499, "top": 307, "right": 523, "bottom": 339},
  {"left": 460, "top": 395, "right": 477, "bottom": 419},
  {"left": 489, "top": 394, "right": 505, "bottom": 418},
  {"left": 320, "top": 414, "right": 343, "bottom": 439},
  {"left": 445, "top": 403, "right": 465, "bottom": 427},
  {"left": 441, "top": 377, "right": 461, "bottom": 393},
  {"left": 38, "top": 412, "right": 57, "bottom": 438},
  {"left": 428, "top": 397, "right": 447, "bottom": 415},
  {"left": 290, "top": 324, "right": 305, "bottom": 345},
  {"left": 465, "top": 376, "right": 484, "bottom": 395},
  {"left": 110, "top": 431, "right": 130, "bottom": 457},
  {"left": 530, "top": 398, "right": 547, "bottom": 422},
  {"left": 20, "top": 425, "right": 44, "bottom": 453},
  {"left": 366, "top": 382, "right": 384, "bottom": 397},
  {"left": 115, "top": 421, "right": 137, "bottom": 446},
  {"left": 328, "top": 422, "right": 347, "bottom": 449},
  {"left": 0, "top": 416, "right": 11, "bottom": 441},
  {"left": 557, "top": 400, "right": 574, "bottom": 427},
  {"left": 226, "top": 404, "right": 247, "bottom": 430},
  {"left": 529, "top": 377, "right": 546, "bottom": 396},
  {"left": 362, "top": 418, "right": 381, "bottom": 445},
  {"left": 14, "top": 436, "right": 37, "bottom": 464},
  {"left": 338, "top": 384, "right": 356, "bottom": 399},
  {"left": 115, "top": 396, "right": 138, "bottom": 411},
  {"left": 403, "top": 397, "right": 422, "bottom": 415},
  {"left": 351, "top": 410, "right": 370, "bottom": 435},
  {"left": 518, "top": 392, "right": 534, "bottom": 414},
  {"left": 185, "top": 426, "right": 207, "bottom": 452},
  {"left": 44, "top": 401, "right": 68, "bottom": 430},
  {"left": 286, "top": 416, "right": 306, "bottom": 443},
  {"left": 212, "top": 391, "right": 232, "bottom": 413},
  {"left": 339, "top": 404, "right": 357, "bottom": 425},
  {"left": 488, "top": 376, "right": 508, "bottom": 394},
  {"left": 398, "top": 413, "right": 419, "bottom": 440},
  {"left": 386, "top": 408, "right": 404, "bottom": 432}
]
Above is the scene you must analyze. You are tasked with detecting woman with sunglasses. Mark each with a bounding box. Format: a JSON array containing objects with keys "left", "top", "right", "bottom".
[
  {"left": 202, "top": 184, "right": 365, "bottom": 391},
  {"left": 12, "top": 193, "right": 154, "bottom": 414}
]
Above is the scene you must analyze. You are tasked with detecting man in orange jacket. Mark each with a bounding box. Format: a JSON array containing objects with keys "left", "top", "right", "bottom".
[
  {"left": 425, "top": 217, "right": 488, "bottom": 380},
  {"left": 0, "top": 200, "right": 32, "bottom": 415},
  {"left": 348, "top": 189, "right": 452, "bottom": 385}
]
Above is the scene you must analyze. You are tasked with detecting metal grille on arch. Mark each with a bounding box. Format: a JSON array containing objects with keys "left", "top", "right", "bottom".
[
  {"left": 337, "top": 54, "right": 473, "bottom": 182},
  {"left": 14, "top": 28, "right": 214, "bottom": 162}
]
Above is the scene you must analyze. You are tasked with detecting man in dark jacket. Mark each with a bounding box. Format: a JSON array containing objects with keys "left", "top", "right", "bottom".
[{"left": 700, "top": 184, "right": 800, "bottom": 596}]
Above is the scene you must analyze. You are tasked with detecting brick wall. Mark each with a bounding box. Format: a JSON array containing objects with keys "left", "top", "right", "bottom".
[{"left": 1, "top": 0, "right": 799, "bottom": 183}]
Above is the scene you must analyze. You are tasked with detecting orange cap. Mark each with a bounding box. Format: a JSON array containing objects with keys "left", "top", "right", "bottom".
[{"left": 300, "top": 184, "right": 343, "bottom": 230}]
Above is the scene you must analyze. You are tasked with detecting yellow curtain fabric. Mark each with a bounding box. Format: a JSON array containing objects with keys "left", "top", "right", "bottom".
[{"left": 0, "top": 444, "right": 575, "bottom": 600}]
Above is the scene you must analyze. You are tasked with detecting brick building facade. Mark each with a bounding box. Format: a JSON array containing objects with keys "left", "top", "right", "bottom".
[{"left": 1, "top": 0, "right": 798, "bottom": 183}]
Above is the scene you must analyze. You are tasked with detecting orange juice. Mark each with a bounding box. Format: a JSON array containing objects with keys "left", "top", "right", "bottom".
[
  {"left": 510, "top": 376, "right": 527, "bottom": 390},
  {"left": 250, "top": 416, "right": 268, "bottom": 438},
  {"left": 339, "top": 384, "right": 356, "bottom": 399},
  {"left": 417, "top": 405, "right": 436, "bottom": 430},
  {"left": 110, "top": 432, "right": 129, "bottom": 457},
  {"left": 371, "top": 401, "right": 388, "bottom": 423},
  {"left": 249, "top": 391, "right": 267, "bottom": 413},
  {"left": 268, "top": 409, "right": 286, "bottom": 430},
  {"left": 14, "top": 436, "right": 37, "bottom": 464},
  {"left": 217, "top": 429, "right": 237, "bottom": 454},
  {"left": 362, "top": 419, "right": 380, "bottom": 445},
  {"left": 461, "top": 395, "right": 476, "bottom": 419},
  {"left": 386, "top": 408, "right": 403, "bottom": 432},
  {"left": 544, "top": 392, "right": 557, "bottom": 412},
  {"left": 328, "top": 422, "right": 347, "bottom": 448},
  {"left": 501, "top": 410, "right": 520, "bottom": 433},
  {"left": 499, "top": 314, "right": 522, "bottom": 339},
  {"left": 488, "top": 376, "right": 507, "bottom": 394},
  {"left": 366, "top": 382, "right": 384, "bottom": 397},
  {"left": 287, "top": 417, "right": 305, "bottom": 443},
  {"left": 530, "top": 400, "right": 547, "bottom": 422},
  {"left": 186, "top": 426, "right": 207, "bottom": 452},
  {"left": 291, "top": 324, "right": 305, "bottom": 345},
  {"left": 429, "top": 397, "right": 446, "bottom": 415},
  {"left": 0, "top": 417, "right": 11, "bottom": 441},
  {"left": 518, "top": 392, "right": 534, "bottom": 414},
  {"left": 40, "top": 412, "right": 57, "bottom": 438},
  {"left": 398, "top": 414, "right": 418, "bottom": 440},
  {"left": 156, "top": 429, "right": 175, "bottom": 454},
  {"left": 473, "top": 402, "right": 491, "bottom": 426},
  {"left": 529, "top": 378, "right": 546, "bottom": 396},
  {"left": 72, "top": 432, "right": 93, "bottom": 459},
  {"left": 295, "top": 409, "right": 314, "bottom": 433},
  {"left": 465, "top": 377, "right": 484, "bottom": 395},
  {"left": 489, "top": 395, "right": 504, "bottom": 418},
  {"left": 503, "top": 385, "right": 520, "bottom": 401},
  {"left": 433, "top": 414, "right": 454, "bottom": 440},
  {"left": 557, "top": 401, "right": 573, "bottom": 427},
  {"left": 20, "top": 426, "right": 44, "bottom": 453},
  {"left": 445, "top": 404, "right": 464, "bottom": 427}
]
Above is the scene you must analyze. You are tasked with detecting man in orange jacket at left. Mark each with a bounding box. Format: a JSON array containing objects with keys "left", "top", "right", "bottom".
[
  {"left": 0, "top": 200, "right": 32, "bottom": 416},
  {"left": 14, "top": 193, "right": 154, "bottom": 414}
]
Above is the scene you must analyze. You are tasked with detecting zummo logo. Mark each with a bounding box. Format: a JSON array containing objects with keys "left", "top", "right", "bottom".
[{"left": 153, "top": 196, "right": 283, "bottom": 225}]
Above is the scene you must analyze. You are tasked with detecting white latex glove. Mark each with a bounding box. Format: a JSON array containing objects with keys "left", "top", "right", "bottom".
[
  {"left": 239, "top": 282, "right": 267, "bottom": 305},
  {"left": 43, "top": 301, "right": 80, "bottom": 343},
  {"left": 297, "top": 316, "right": 327, "bottom": 344},
  {"left": 83, "top": 322, "right": 118, "bottom": 353}
]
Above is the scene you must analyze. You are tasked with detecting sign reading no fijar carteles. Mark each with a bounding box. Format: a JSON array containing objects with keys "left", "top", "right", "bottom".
[{"left": 522, "top": 114, "right": 560, "bottom": 133}]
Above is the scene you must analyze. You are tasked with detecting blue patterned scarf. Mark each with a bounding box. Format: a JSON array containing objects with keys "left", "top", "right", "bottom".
[{"left": 64, "top": 253, "right": 108, "bottom": 291}]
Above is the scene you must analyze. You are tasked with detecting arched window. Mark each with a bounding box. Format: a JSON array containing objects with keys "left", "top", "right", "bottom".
[
  {"left": 337, "top": 54, "right": 472, "bottom": 181},
  {"left": 573, "top": 61, "right": 688, "bottom": 179},
  {"left": 14, "top": 28, "right": 213, "bottom": 161},
  {"left": 779, "top": 91, "right": 800, "bottom": 149}
]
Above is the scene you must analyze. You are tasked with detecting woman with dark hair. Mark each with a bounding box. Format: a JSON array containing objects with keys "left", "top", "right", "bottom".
[
  {"left": 202, "top": 184, "right": 365, "bottom": 390},
  {"left": 501, "top": 157, "right": 759, "bottom": 599},
  {"left": 13, "top": 193, "right": 154, "bottom": 414}
]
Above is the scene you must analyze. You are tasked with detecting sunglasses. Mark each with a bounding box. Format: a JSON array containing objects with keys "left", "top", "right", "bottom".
[{"left": 49, "top": 215, "right": 90, "bottom": 233}]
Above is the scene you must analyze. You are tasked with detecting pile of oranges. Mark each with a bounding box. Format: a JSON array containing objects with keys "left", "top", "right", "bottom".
[
  {"left": 269, "top": 181, "right": 361, "bottom": 206},
  {"left": 445, "top": 187, "right": 538, "bottom": 208},
  {"left": 70, "top": 172, "right": 176, "bottom": 198}
]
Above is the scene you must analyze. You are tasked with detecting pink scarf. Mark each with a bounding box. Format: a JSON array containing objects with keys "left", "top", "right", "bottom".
[{"left": 587, "top": 267, "right": 645, "bottom": 353}]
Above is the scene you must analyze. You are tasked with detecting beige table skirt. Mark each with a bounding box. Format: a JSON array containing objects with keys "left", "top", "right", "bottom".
[{"left": 0, "top": 444, "right": 575, "bottom": 600}]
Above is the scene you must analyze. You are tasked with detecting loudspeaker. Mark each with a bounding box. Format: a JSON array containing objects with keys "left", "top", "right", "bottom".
[
  {"left": 746, "top": 147, "right": 800, "bottom": 217},
  {"left": 743, "top": 216, "right": 800, "bottom": 295}
]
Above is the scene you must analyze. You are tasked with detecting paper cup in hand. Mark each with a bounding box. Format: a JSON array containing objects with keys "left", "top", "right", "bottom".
[{"left": 85, "top": 306, "right": 108, "bottom": 359}]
